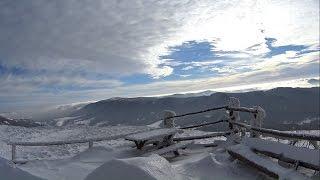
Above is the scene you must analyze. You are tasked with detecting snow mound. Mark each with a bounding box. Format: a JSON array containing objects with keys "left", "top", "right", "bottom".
[
  {"left": 147, "top": 120, "right": 163, "bottom": 128},
  {"left": 85, "top": 154, "right": 181, "bottom": 180},
  {"left": 0, "top": 157, "right": 44, "bottom": 180},
  {"left": 178, "top": 153, "right": 267, "bottom": 180}
]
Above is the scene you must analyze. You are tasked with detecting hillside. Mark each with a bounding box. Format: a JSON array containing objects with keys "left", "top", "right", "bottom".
[
  {"left": 61, "top": 87, "right": 320, "bottom": 130},
  {"left": 0, "top": 115, "right": 41, "bottom": 127}
]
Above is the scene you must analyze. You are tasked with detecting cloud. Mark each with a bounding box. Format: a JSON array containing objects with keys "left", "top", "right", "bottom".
[
  {"left": 0, "top": 0, "right": 319, "bottom": 111},
  {"left": 1, "top": 0, "right": 318, "bottom": 77},
  {"left": 181, "top": 66, "right": 194, "bottom": 71},
  {"left": 308, "top": 79, "right": 320, "bottom": 86},
  {"left": 0, "top": 0, "right": 196, "bottom": 78}
]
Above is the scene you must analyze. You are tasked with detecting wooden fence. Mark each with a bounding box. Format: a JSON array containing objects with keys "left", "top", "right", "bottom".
[
  {"left": 6, "top": 131, "right": 144, "bottom": 162},
  {"left": 6, "top": 97, "right": 320, "bottom": 166}
]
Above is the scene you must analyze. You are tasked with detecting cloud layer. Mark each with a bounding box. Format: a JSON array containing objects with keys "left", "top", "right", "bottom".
[{"left": 0, "top": 0, "right": 319, "bottom": 111}]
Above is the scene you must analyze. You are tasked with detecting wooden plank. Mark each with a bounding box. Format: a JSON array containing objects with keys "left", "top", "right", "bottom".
[
  {"left": 243, "top": 138, "right": 320, "bottom": 171},
  {"left": 11, "top": 145, "right": 16, "bottom": 161},
  {"left": 88, "top": 141, "right": 93, "bottom": 148},
  {"left": 227, "top": 144, "right": 309, "bottom": 180},
  {"left": 173, "top": 131, "right": 231, "bottom": 141}
]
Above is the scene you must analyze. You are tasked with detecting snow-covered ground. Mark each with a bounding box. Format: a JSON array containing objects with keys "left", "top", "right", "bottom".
[{"left": 0, "top": 125, "right": 318, "bottom": 180}]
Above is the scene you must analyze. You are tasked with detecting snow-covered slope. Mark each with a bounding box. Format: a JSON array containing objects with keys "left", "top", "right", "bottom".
[
  {"left": 0, "top": 157, "right": 44, "bottom": 180},
  {"left": 0, "top": 115, "right": 41, "bottom": 127}
]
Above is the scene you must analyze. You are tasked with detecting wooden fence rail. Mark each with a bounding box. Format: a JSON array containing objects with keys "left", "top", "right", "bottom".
[
  {"left": 162, "top": 105, "right": 259, "bottom": 121},
  {"left": 6, "top": 131, "right": 144, "bottom": 161},
  {"left": 180, "top": 119, "right": 228, "bottom": 129},
  {"left": 230, "top": 121, "right": 320, "bottom": 141}
]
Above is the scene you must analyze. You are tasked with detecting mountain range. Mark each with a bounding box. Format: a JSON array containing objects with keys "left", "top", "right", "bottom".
[
  {"left": 28, "top": 87, "right": 318, "bottom": 131},
  {"left": 1, "top": 87, "right": 319, "bottom": 131}
]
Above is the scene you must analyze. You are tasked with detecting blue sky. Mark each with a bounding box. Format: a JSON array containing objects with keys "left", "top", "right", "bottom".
[{"left": 0, "top": 0, "right": 319, "bottom": 112}]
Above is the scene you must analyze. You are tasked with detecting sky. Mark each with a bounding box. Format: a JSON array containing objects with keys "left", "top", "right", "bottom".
[{"left": 0, "top": 0, "right": 319, "bottom": 112}]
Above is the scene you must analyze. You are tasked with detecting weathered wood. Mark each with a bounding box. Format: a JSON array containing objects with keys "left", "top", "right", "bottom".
[
  {"left": 11, "top": 145, "right": 16, "bottom": 161},
  {"left": 161, "top": 106, "right": 227, "bottom": 120},
  {"left": 243, "top": 138, "right": 320, "bottom": 171},
  {"left": 228, "top": 148, "right": 278, "bottom": 178},
  {"left": 226, "top": 107, "right": 258, "bottom": 113},
  {"left": 250, "top": 106, "right": 266, "bottom": 137},
  {"left": 227, "top": 144, "right": 309, "bottom": 180},
  {"left": 254, "top": 149, "right": 318, "bottom": 171},
  {"left": 180, "top": 119, "right": 227, "bottom": 129},
  {"left": 88, "top": 141, "right": 93, "bottom": 148},
  {"left": 230, "top": 121, "right": 320, "bottom": 141},
  {"left": 136, "top": 140, "right": 147, "bottom": 150},
  {"left": 173, "top": 131, "right": 231, "bottom": 141}
]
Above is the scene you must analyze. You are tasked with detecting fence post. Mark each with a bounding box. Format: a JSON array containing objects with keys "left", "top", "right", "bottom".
[
  {"left": 250, "top": 106, "right": 266, "bottom": 137},
  {"left": 227, "top": 97, "right": 240, "bottom": 132},
  {"left": 88, "top": 141, "right": 93, "bottom": 148},
  {"left": 163, "top": 110, "right": 176, "bottom": 128},
  {"left": 11, "top": 145, "right": 16, "bottom": 161}
]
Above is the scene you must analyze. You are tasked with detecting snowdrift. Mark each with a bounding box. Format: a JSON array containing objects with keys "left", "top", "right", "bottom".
[
  {"left": 0, "top": 157, "right": 44, "bottom": 180},
  {"left": 85, "top": 154, "right": 181, "bottom": 180},
  {"left": 178, "top": 152, "right": 267, "bottom": 180}
]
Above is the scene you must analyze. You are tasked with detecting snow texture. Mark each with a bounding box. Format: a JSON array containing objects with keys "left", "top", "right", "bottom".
[
  {"left": 0, "top": 124, "right": 318, "bottom": 180},
  {"left": 125, "top": 128, "right": 182, "bottom": 141},
  {"left": 227, "top": 144, "right": 309, "bottom": 180},
  {"left": 144, "top": 141, "right": 193, "bottom": 156},
  {"left": 0, "top": 156, "right": 44, "bottom": 180},
  {"left": 242, "top": 137, "right": 320, "bottom": 167},
  {"left": 0, "top": 125, "right": 149, "bottom": 160},
  {"left": 85, "top": 154, "right": 182, "bottom": 180},
  {"left": 147, "top": 120, "right": 163, "bottom": 128}
]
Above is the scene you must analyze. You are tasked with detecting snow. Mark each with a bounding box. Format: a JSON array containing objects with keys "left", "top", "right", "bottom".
[
  {"left": 0, "top": 125, "right": 318, "bottom": 180},
  {"left": 0, "top": 156, "right": 44, "bottom": 180},
  {"left": 85, "top": 154, "right": 182, "bottom": 180},
  {"left": 298, "top": 117, "right": 319, "bottom": 125},
  {"left": 227, "top": 144, "right": 309, "bottom": 180},
  {"left": 173, "top": 152, "right": 269, "bottom": 180},
  {"left": 242, "top": 137, "right": 320, "bottom": 167},
  {"left": 144, "top": 141, "right": 193, "bottom": 156},
  {"left": 147, "top": 120, "right": 163, "bottom": 128},
  {"left": 125, "top": 128, "right": 182, "bottom": 141},
  {"left": 54, "top": 116, "right": 78, "bottom": 126},
  {"left": 0, "top": 125, "right": 149, "bottom": 160}
]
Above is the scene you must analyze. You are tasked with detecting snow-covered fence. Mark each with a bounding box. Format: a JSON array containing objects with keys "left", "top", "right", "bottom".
[
  {"left": 6, "top": 132, "right": 139, "bottom": 162},
  {"left": 161, "top": 105, "right": 258, "bottom": 122},
  {"left": 173, "top": 131, "right": 232, "bottom": 141},
  {"left": 229, "top": 121, "right": 320, "bottom": 142},
  {"left": 6, "top": 96, "right": 319, "bottom": 168},
  {"left": 180, "top": 119, "right": 228, "bottom": 129}
]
